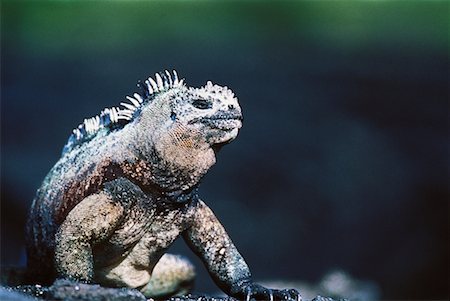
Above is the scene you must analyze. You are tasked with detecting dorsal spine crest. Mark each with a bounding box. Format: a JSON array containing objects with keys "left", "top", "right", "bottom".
[{"left": 62, "top": 70, "right": 184, "bottom": 155}]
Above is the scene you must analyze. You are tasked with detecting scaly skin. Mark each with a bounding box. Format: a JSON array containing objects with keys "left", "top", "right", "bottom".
[{"left": 26, "top": 71, "right": 301, "bottom": 300}]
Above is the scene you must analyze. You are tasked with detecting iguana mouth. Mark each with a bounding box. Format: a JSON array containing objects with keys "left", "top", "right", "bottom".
[
  {"left": 190, "top": 113, "right": 243, "bottom": 131},
  {"left": 203, "top": 113, "right": 243, "bottom": 121},
  {"left": 200, "top": 117, "right": 242, "bottom": 131}
]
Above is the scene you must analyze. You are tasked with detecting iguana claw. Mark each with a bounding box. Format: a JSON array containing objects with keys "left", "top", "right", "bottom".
[{"left": 243, "top": 284, "right": 301, "bottom": 301}]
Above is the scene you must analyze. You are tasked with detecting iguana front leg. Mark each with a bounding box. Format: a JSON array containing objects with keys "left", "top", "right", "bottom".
[
  {"left": 54, "top": 177, "right": 143, "bottom": 281},
  {"left": 54, "top": 190, "right": 126, "bottom": 281},
  {"left": 183, "top": 200, "right": 301, "bottom": 301}
]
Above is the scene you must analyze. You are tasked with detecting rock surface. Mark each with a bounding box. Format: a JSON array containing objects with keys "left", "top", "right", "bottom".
[
  {"left": 1, "top": 268, "right": 358, "bottom": 301},
  {"left": 2, "top": 283, "right": 348, "bottom": 301},
  {"left": 2, "top": 280, "right": 147, "bottom": 301}
]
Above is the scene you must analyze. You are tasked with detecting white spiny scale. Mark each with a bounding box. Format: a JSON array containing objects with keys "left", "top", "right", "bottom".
[
  {"left": 121, "top": 109, "right": 134, "bottom": 116},
  {"left": 91, "top": 117, "right": 97, "bottom": 130},
  {"left": 95, "top": 115, "right": 100, "bottom": 128},
  {"left": 149, "top": 77, "right": 158, "bottom": 92},
  {"left": 165, "top": 70, "right": 173, "bottom": 86},
  {"left": 88, "top": 118, "right": 93, "bottom": 133},
  {"left": 126, "top": 96, "right": 140, "bottom": 108},
  {"left": 133, "top": 93, "right": 143, "bottom": 104},
  {"left": 118, "top": 107, "right": 131, "bottom": 119},
  {"left": 118, "top": 110, "right": 133, "bottom": 120},
  {"left": 110, "top": 107, "right": 117, "bottom": 123},
  {"left": 120, "top": 102, "right": 136, "bottom": 111},
  {"left": 173, "top": 70, "right": 179, "bottom": 85},
  {"left": 87, "top": 118, "right": 95, "bottom": 133},
  {"left": 114, "top": 107, "right": 120, "bottom": 122},
  {"left": 179, "top": 79, "right": 185, "bottom": 86},
  {"left": 145, "top": 80, "right": 154, "bottom": 94},
  {"left": 83, "top": 119, "right": 89, "bottom": 132},
  {"left": 114, "top": 107, "right": 119, "bottom": 121},
  {"left": 163, "top": 76, "right": 169, "bottom": 89},
  {"left": 155, "top": 73, "right": 164, "bottom": 90}
]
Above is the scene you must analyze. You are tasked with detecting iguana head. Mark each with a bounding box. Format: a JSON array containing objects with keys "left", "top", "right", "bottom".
[{"left": 141, "top": 76, "right": 243, "bottom": 151}]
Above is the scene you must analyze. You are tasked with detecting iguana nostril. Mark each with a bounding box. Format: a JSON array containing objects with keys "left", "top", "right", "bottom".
[{"left": 228, "top": 104, "right": 234, "bottom": 110}]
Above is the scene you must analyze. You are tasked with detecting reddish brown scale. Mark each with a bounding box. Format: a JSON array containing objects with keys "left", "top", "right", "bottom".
[
  {"left": 53, "top": 158, "right": 159, "bottom": 225},
  {"left": 54, "top": 159, "right": 121, "bottom": 225}
]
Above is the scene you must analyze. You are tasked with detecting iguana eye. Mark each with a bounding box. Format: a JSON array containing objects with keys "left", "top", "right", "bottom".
[{"left": 192, "top": 99, "right": 212, "bottom": 110}]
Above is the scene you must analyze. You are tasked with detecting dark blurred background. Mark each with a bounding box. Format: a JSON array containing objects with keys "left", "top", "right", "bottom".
[{"left": 1, "top": 1, "right": 448, "bottom": 299}]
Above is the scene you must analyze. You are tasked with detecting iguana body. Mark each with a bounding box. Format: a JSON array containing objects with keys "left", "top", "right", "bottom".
[{"left": 26, "top": 71, "right": 300, "bottom": 300}]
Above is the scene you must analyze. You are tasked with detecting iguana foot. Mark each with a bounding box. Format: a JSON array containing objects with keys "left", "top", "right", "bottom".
[{"left": 244, "top": 284, "right": 301, "bottom": 301}]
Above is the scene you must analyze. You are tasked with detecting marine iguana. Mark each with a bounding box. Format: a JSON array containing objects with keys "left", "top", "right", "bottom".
[{"left": 26, "top": 70, "right": 301, "bottom": 300}]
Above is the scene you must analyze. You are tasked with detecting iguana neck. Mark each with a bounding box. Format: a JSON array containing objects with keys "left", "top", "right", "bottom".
[{"left": 121, "top": 121, "right": 216, "bottom": 195}]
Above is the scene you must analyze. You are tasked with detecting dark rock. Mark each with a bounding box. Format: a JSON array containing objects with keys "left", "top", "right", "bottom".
[
  {"left": 8, "top": 280, "right": 146, "bottom": 301},
  {"left": 168, "top": 295, "right": 237, "bottom": 301},
  {"left": 6, "top": 284, "right": 346, "bottom": 301},
  {"left": 2, "top": 267, "right": 350, "bottom": 301},
  {"left": 47, "top": 279, "right": 147, "bottom": 301},
  {"left": 168, "top": 295, "right": 346, "bottom": 301},
  {"left": 311, "top": 296, "right": 348, "bottom": 301},
  {"left": 10, "top": 284, "right": 48, "bottom": 299},
  {"left": 0, "top": 286, "right": 40, "bottom": 301},
  {"left": 167, "top": 295, "right": 348, "bottom": 301}
]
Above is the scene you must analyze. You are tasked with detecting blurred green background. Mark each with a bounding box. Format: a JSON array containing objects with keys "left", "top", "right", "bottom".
[{"left": 1, "top": 0, "right": 448, "bottom": 299}]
